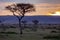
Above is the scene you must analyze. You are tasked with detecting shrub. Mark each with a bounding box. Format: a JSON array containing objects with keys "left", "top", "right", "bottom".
[
  {"left": 0, "top": 32, "right": 17, "bottom": 34},
  {"left": 43, "top": 35, "right": 60, "bottom": 39},
  {"left": 51, "top": 30, "right": 57, "bottom": 33}
]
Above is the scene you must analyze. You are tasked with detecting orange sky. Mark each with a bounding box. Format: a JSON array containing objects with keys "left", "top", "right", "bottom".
[{"left": 0, "top": 2, "right": 60, "bottom": 16}]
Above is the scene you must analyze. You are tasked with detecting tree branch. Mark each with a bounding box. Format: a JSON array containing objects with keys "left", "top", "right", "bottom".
[{"left": 13, "top": 12, "right": 20, "bottom": 19}]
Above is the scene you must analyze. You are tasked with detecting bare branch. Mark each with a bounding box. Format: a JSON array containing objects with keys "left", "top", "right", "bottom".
[{"left": 13, "top": 12, "right": 20, "bottom": 19}]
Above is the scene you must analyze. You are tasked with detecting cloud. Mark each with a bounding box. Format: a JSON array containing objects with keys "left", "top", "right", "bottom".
[
  {"left": 0, "top": 0, "right": 60, "bottom": 4},
  {"left": 0, "top": 0, "right": 40, "bottom": 4},
  {"left": 0, "top": 0, "right": 15, "bottom": 2},
  {"left": 38, "top": 0, "right": 60, "bottom": 4},
  {"left": 0, "top": 2, "right": 60, "bottom": 16}
]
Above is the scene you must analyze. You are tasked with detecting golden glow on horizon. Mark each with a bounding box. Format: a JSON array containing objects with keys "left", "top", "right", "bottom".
[{"left": 49, "top": 11, "right": 60, "bottom": 16}]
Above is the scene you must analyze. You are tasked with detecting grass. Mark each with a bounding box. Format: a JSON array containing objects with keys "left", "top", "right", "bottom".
[
  {"left": 43, "top": 35, "right": 60, "bottom": 39},
  {"left": 0, "top": 28, "right": 59, "bottom": 40}
]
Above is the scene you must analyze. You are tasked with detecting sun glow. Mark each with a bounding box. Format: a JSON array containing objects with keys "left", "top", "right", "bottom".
[{"left": 50, "top": 11, "right": 60, "bottom": 16}]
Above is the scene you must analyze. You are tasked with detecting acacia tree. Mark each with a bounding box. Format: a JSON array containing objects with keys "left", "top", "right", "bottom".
[
  {"left": 21, "top": 20, "right": 27, "bottom": 29},
  {"left": 32, "top": 20, "right": 39, "bottom": 31},
  {"left": 5, "top": 3, "right": 35, "bottom": 35}
]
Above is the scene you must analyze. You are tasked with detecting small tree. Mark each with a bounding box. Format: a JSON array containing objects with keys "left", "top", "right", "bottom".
[
  {"left": 0, "top": 19, "right": 7, "bottom": 32},
  {"left": 5, "top": 3, "right": 35, "bottom": 35},
  {"left": 21, "top": 20, "right": 27, "bottom": 29},
  {"left": 32, "top": 20, "right": 39, "bottom": 31}
]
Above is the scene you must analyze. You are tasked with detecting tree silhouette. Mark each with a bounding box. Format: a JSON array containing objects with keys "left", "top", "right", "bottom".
[
  {"left": 21, "top": 20, "right": 27, "bottom": 28},
  {"left": 32, "top": 20, "right": 39, "bottom": 24},
  {"left": 0, "top": 19, "right": 7, "bottom": 32},
  {"left": 32, "top": 20, "right": 39, "bottom": 31},
  {"left": 5, "top": 3, "right": 35, "bottom": 35}
]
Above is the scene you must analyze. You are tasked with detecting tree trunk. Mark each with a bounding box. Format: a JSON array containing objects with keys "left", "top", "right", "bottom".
[{"left": 19, "top": 19, "right": 23, "bottom": 35}]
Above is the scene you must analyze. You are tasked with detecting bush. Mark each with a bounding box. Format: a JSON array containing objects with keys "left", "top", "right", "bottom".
[
  {"left": 0, "top": 32, "right": 17, "bottom": 34},
  {"left": 10, "top": 26, "right": 16, "bottom": 28},
  {"left": 51, "top": 30, "right": 57, "bottom": 33},
  {"left": 31, "top": 27, "right": 37, "bottom": 31},
  {"left": 43, "top": 35, "right": 60, "bottom": 39},
  {"left": 6, "top": 32, "right": 17, "bottom": 34},
  {"left": 0, "top": 32, "right": 5, "bottom": 34}
]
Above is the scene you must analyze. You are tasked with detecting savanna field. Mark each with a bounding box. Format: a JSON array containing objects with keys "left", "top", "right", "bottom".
[
  {"left": 0, "top": 24, "right": 60, "bottom": 40},
  {"left": 0, "top": 0, "right": 60, "bottom": 40}
]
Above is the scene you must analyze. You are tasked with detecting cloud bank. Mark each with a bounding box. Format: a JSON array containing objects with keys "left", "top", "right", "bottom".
[{"left": 0, "top": 0, "right": 60, "bottom": 4}]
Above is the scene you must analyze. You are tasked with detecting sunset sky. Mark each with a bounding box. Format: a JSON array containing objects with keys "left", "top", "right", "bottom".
[{"left": 0, "top": 0, "right": 60, "bottom": 16}]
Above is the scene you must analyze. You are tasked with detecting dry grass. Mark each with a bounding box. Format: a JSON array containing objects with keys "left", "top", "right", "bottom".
[{"left": 0, "top": 27, "right": 59, "bottom": 40}]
